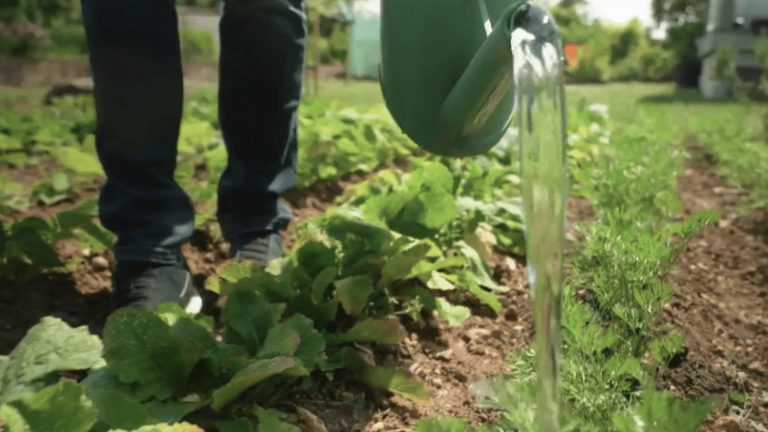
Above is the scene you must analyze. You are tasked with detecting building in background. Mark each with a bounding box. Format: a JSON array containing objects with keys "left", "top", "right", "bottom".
[
  {"left": 698, "top": 0, "right": 768, "bottom": 98},
  {"left": 342, "top": 0, "right": 382, "bottom": 79}
]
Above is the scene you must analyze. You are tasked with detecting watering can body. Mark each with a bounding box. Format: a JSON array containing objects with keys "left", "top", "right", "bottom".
[{"left": 379, "top": 0, "right": 530, "bottom": 157}]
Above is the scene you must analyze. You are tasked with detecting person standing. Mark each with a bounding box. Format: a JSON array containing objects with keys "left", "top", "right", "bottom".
[{"left": 81, "top": 0, "right": 306, "bottom": 313}]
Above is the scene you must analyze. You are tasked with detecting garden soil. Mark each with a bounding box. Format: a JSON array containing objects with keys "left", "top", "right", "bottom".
[{"left": 659, "top": 150, "right": 768, "bottom": 431}]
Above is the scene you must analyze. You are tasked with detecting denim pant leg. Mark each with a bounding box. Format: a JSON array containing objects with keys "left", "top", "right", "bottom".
[
  {"left": 216, "top": 0, "right": 306, "bottom": 251},
  {"left": 81, "top": 0, "right": 195, "bottom": 265}
]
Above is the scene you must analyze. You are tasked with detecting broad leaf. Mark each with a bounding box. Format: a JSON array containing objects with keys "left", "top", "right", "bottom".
[
  {"left": 102, "top": 309, "right": 191, "bottom": 400},
  {"left": 342, "top": 349, "right": 429, "bottom": 403},
  {"left": 8, "top": 380, "right": 98, "bottom": 432},
  {"left": 435, "top": 298, "right": 471, "bottom": 328},
  {"left": 334, "top": 275, "right": 374, "bottom": 316},
  {"left": 255, "top": 407, "right": 301, "bottom": 432},
  {"left": 0, "top": 317, "right": 103, "bottom": 404},
  {"left": 82, "top": 367, "right": 206, "bottom": 431},
  {"left": 257, "top": 324, "right": 300, "bottom": 359},
  {"left": 212, "top": 419, "right": 253, "bottom": 432},
  {"left": 330, "top": 318, "right": 406, "bottom": 345},
  {"left": 282, "top": 314, "right": 325, "bottom": 370},
  {"left": 211, "top": 357, "right": 302, "bottom": 411},
  {"left": 223, "top": 290, "right": 276, "bottom": 356}
]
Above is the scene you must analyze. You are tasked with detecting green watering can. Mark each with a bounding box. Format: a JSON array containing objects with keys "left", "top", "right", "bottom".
[{"left": 379, "top": 0, "right": 561, "bottom": 157}]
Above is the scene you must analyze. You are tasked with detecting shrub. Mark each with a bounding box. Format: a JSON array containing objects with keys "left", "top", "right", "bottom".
[
  {"left": 0, "top": 21, "right": 50, "bottom": 56},
  {"left": 613, "top": 43, "right": 677, "bottom": 82},
  {"left": 179, "top": 28, "right": 217, "bottom": 62},
  {"left": 567, "top": 44, "right": 612, "bottom": 84},
  {"left": 45, "top": 24, "right": 88, "bottom": 56}
]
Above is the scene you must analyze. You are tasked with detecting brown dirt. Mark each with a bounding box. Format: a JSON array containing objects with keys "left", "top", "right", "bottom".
[{"left": 659, "top": 153, "right": 768, "bottom": 431}]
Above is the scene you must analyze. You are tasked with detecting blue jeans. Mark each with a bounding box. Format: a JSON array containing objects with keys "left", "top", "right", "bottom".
[{"left": 81, "top": 0, "right": 305, "bottom": 264}]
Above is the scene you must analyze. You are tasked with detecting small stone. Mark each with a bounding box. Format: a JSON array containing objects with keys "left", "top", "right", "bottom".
[
  {"left": 715, "top": 416, "right": 743, "bottom": 432},
  {"left": 204, "top": 252, "right": 216, "bottom": 263},
  {"left": 435, "top": 349, "right": 453, "bottom": 360},
  {"left": 454, "top": 371, "right": 468, "bottom": 383},
  {"left": 465, "top": 328, "right": 491, "bottom": 340},
  {"left": 747, "top": 361, "right": 764, "bottom": 372},
  {"left": 295, "top": 407, "right": 328, "bottom": 432},
  {"left": 341, "top": 391, "right": 354, "bottom": 400},
  {"left": 91, "top": 256, "right": 110, "bottom": 271},
  {"left": 747, "top": 420, "right": 768, "bottom": 432},
  {"left": 371, "top": 422, "right": 385, "bottom": 431},
  {"left": 431, "top": 377, "right": 443, "bottom": 388}
]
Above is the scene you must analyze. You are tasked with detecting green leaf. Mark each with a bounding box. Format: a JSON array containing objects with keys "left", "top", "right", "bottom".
[
  {"left": 418, "top": 191, "right": 458, "bottom": 229},
  {"left": 311, "top": 266, "right": 337, "bottom": 303},
  {"left": 435, "top": 298, "right": 471, "bottom": 328},
  {"left": 7, "top": 380, "right": 98, "bottom": 432},
  {"left": 457, "top": 241, "right": 505, "bottom": 292},
  {"left": 52, "top": 147, "right": 103, "bottom": 176},
  {"left": 0, "top": 317, "right": 103, "bottom": 404},
  {"left": 81, "top": 368, "right": 156, "bottom": 430},
  {"left": 0, "top": 134, "right": 23, "bottom": 150},
  {"left": 153, "top": 303, "right": 214, "bottom": 332},
  {"left": 6, "top": 221, "right": 62, "bottom": 270},
  {"left": 463, "top": 273, "right": 502, "bottom": 315},
  {"left": 408, "top": 257, "right": 466, "bottom": 280},
  {"left": 342, "top": 348, "right": 429, "bottom": 403},
  {"left": 378, "top": 242, "right": 432, "bottom": 288},
  {"left": 169, "top": 317, "right": 218, "bottom": 374},
  {"left": 211, "top": 357, "right": 302, "bottom": 411},
  {"left": 413, "top": 418, "right": 473, "bottom": 432},
  {"left": 295, "top": 241, "right": 338, "bottom": 279},
  {"left": 331, "top": 318, "right": 406, "bottom": 345},
  {"left": 280, "top": 314, "right": 325, "bottom": 370},
  {"left": 218, "top": 262, "right": 256, "bottom": 282},
  {"left": 212, "top": 419, "right": 253, "bottom": 432},
  {"left": 223, "top": 290, "right": 276, "bottom": 356},
  {"left": 257, "top": 324, "right": 300, "bottom": 359},
  {"left": 113, "top": 422, "right": 206, "bottom": 432},
  {"left": 0, "top": 404, "right": 26, "bottom": 431},
  {"left": 50, "top": 170, "right": 71, "bottom": 193},
  {"left": 255, "top": 407, "right": 301, "bottom": 432},
  {"left": 334, "top": 275, "right": 374, "bottom": 316},
  {"left": 102, "top": 309, "right": 191, "bottom": 401},
  {"left": 426, "top": 271, "right": 457, "bottom": 291},
  {"left": 55, "top": 199, "right": 98, "bottom": 231}
]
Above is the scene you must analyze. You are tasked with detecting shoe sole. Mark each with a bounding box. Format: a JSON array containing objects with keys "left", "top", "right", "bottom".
[{"left": 179, "top": 272, "right": 203, "bottom": 314}]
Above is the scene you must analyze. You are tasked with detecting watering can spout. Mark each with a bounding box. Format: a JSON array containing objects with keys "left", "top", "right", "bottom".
[{"left": 379, "top": 0, "right": 563, "bottom": 157}]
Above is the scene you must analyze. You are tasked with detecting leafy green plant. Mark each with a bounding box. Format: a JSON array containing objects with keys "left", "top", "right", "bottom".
[
  {"left": 478, "top": 102, "right": 720, "bottom": 432},
  {"left": 0, "top": 199, "right": 115, "bottom": 281}
]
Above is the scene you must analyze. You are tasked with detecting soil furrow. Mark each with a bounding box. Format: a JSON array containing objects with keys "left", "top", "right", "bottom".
[{"left": 659, "top": 151, "right": 768, "bottom": 431}]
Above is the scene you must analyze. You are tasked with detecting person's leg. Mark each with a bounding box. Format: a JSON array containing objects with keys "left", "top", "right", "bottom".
[
  {"left": 216, "top": 0, "right": 306, "bottom": 264},
  {"left": 81, "top": 0, "right": 201, "bottom": 312}
]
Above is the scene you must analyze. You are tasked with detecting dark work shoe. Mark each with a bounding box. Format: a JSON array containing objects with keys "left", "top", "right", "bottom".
[
  {"left": 110, "top": 260, "right": 203, "bottom": 314},
  {"left": 232, "top": 232, "right": 284, "bottom": 266}
]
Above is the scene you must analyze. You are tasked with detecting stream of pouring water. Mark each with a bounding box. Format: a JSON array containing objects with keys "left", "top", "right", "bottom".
[{"left": 512, "top": 7, "right": 567, "bottom": 432}]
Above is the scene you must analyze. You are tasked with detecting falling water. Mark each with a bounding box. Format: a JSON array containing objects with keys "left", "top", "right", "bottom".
[{"left": 512, "top": 4, "right": 567, "bottom": 432}]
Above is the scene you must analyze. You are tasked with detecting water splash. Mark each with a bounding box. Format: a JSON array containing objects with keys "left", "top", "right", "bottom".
[{"left": 512, "top": 4, "right": 568, "bottom": 432}]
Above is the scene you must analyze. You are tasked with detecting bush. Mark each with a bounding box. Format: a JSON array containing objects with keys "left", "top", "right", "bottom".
[
  {"left": 613, "top": 43, "right": 677, "bottom": 82},
  {"left": 179, "top": 28, "right": 217, "bottom": 62},
  {"left": 567, "top": 45, "right": 612, "bottom": 83},
  {"left": 322, "top": 22, "right": 348, "bottom": 64},
  {"left": 0, "top": 21, "right": 50, "bottom": 56},
  {"left": 45, "top": 24, "right": 88, "bottom": 56}
]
